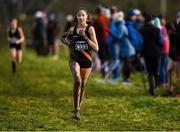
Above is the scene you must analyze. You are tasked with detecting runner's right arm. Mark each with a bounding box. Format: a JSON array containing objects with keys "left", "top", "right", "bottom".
[{"left": 61, "top": 26, "right": 74, "bottom": 46}]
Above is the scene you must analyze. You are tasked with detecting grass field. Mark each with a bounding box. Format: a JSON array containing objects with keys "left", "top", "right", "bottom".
[{"left": 0, "top": 43, "right": 180, "bottom": 131}]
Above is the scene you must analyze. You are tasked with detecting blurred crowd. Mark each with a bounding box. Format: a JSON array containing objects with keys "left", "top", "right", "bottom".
[
  {"left": 30, "top": 6, "right": 180, "bottom": 96},
  {"left": 32, "top": 10, "right": 60, "bottom": 60}
]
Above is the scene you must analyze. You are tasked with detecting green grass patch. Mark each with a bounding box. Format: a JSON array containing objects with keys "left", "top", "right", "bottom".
[{"left": 0, "top": 45, "right": 180, "bottom": 131}]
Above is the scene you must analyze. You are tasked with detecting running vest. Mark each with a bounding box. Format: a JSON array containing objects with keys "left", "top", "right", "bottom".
[
  {"left": 8, "top": 27, "right": 21, "bottom": 44},
  {"left": 70, "top": 25, "right": 93, "bottom": 62}
]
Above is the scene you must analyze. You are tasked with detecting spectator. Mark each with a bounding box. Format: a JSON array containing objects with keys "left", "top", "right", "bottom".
[
  {"left": 93, "top": 5, "right": 110, "bottom": 78},
  {"left": 141, "top": 14, "right": 163, "bottom": 95}
]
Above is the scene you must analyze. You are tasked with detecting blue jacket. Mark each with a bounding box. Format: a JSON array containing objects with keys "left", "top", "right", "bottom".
[
  {"left": 107, "top": 18, "right": 116, "bottom": 45},
  {"left": 111, "top": 20, "right": 136, "bottom": 58},
  {"left": 135, "top": 19, "right": 144, "bottom": 31},
  {"left": 126, "top": 20, "right": 143, "bottom": 52}
]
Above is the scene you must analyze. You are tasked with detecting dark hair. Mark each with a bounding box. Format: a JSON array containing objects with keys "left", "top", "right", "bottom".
[
  {"left": 144, "top": 14, "right": 154, "bottom": 23},
  {"left": 158, "top": 14, "right": 166, "bottom": 19},
  {"left": 110, "top": 6, "right": 117, "bottom": 15},
  {"left": 11, "top": 18, "right": 18, "bottom": 23},
  {"left": 95, "top": 5, "right": 102, "bottom": 15}
]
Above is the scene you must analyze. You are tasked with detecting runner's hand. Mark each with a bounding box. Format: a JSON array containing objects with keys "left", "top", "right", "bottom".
[{"left": 79, "top": 30, "right": 86, "bottom": 38}]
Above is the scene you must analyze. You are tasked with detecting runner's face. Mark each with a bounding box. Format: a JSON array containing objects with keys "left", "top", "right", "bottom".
[
  {"left": 11, "top": 19, "right": 18, "bottom": 29},
  {"left": 77, "top": 10, "right": 88, "bottom": 24}
]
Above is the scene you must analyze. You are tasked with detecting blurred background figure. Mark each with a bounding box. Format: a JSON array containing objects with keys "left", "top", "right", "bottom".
[
  {"left": 46, "top": 12, "right": 60, "bottom": 60},
  {"left": 93, "top": 5, "right": 110, "bottom": 79},
  {"left": 157, "top": 15, "right": 170, "bottom": 87},
  {"left": 122, "top": 8, "right": 142, "bottom": 84},
  {"left": 134, "top": 9, "right": 144, "bottom": 31},
  {"left": 32, "top": 10, "right": 47, "bottom": 56},
  {"left": 104, "top": 6, "right": 118, "bottom": 81},
  {"left": 108, "top": 11, "right": 136, "bottom": 82},
  {"left": 141, "top": 14, "right": 163, "bottom": 95},
  {"left": 105, "top": 10, "right": 123, "bottom": 82},
  {"left": 7, "top": 18, "right": 25, "bottom": 74},
  {"left": 167, "top": 12, "right": 180, "bottom": 90},
  {"left": 64, "top": 14, "right": 74, "bottom": 32},
  {"left": 0, "top": 0, "right": 180, "bottom": 96}
]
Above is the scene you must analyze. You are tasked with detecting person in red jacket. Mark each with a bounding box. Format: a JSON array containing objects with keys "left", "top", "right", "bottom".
[
  {"left": 159, "top": 16, "right": 170, "bottom": 87},
  {"left": 93, "top": 5, "right": 110, "bottom": 78}
]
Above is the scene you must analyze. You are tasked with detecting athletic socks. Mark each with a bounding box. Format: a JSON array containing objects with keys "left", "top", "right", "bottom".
[{"left": 12, "top": 61, "right": 16, "bottom": 74}]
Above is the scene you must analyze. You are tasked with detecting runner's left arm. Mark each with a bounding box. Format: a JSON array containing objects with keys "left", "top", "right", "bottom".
[
  {"left": 79, "top": 26, "right": 99, "bottom": 52},
  {"left": 16, "top": 27, "right": 25, "bottom": 44}
]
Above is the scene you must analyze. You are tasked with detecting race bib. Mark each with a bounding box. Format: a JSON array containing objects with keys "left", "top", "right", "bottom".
[
  {"left": 11, "top": 37, "right": 17, "bottom": 43},
  {"left": 75, "top": 41, "right": 88, "bottom": 51}
]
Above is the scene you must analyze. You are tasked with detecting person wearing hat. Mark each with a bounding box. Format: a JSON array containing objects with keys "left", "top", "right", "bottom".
[
  {"left": 140, "top": 14, "right": 163, "bottom": 95},
  {"left": 109, "top": 11, "right": 135, "bottom": 82},
  {"left": 127, "top": 8, "right": 143, "bottom": 51},
  {"left": 127, "top": 8, "right": 137, "bottom": 21},
  {"left": 106, "top": 11, "right": 124, "bottom": 81},
  {"left": 124, "top": 9, "right": 143, "bottom": 83},
  {"left": 134, "top": 9, "right": 144, "bottom": 31}
]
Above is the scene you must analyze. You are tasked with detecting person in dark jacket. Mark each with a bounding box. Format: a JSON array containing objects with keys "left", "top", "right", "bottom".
[
  {"left": 167, "top": 12, "right": 180, "bottom": 90},
  {"left": 33, "top": 11, "right": 47, "bottom": 56},
  {"left": 46, "top": 13, "right": 60, "bottom": 59},
  {"left": 141, "top": 15, "right": 163, "bottom": 95}
]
